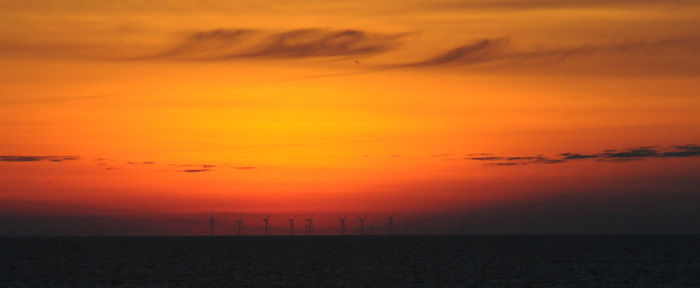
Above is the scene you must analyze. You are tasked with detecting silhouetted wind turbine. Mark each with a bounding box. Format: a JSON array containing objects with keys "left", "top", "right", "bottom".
[
  {"left": 339, "top": 216, "right": 346, "bottom": 235},
  {"left": 262, "top": 214, "right": 270, "bottom": 236},
  {"left": 235, "top": 216, "right": 244, "bottom": 236},
  {"left": 209, "top": 212, "right": 216, "bottom": 236},
  {"left": 358, "top": 215, "right": 368, "bottom": 235},
  {"left": 386, "top": 212, "right": 396, "bottom": 235},
  {"left": 305, "top": 212, "right": 315, "bottom": 236},
  {"left": 289, "top": 215, "right": 296, "bottom": 236}
]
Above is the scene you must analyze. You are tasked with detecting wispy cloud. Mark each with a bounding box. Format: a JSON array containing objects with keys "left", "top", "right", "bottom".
[
  {"left": 232, "top": 166, "right": 258, "bottom": 170},
  {"left": 398, "top": 36, "right": 700, "bottom": 68},
  {"left": 561, "top": 153, "right": 599, "bottom": 160},
  {"left": 95, "top": 161, "right": 259, "bottom": 173},
  {"left": 182, "top": 169, "right": 211, "bottom": 173},
  {"left": 176, "top": 164, "right": 215, "bottom": 169},
  {"left": 461, "top": 144, "right": 700, "bottom": 166},
  {"left": 175, "top": 164, "right": 217, "bottom": 172},
  {"left": 398, "top": 37, "right": 510, "bottom": 67},
  {"left": 294, "top": 35, "right": 700, "bottom": 80},
  {"left": 598, "top": 145, "right": 700, "bottom": 161},
  {"left": 0, "top": 156, "right": 80, "bottom": 162},
  {"left": 470, "top": 156, "right": 505, "bottom": 161},
  {"left": 425, "top": 0, "right": 694, "bottom": 11},
  {"left": 146, "top": 28, "right": 410, "bottom": 60},
  {"left": 125, "top": 161, "right": 156, "bottom": 166}
]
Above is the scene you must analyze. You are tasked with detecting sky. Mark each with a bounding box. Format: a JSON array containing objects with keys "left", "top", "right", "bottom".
[{"left": 1, "top": 0, "right": 699, "bottom": 236}]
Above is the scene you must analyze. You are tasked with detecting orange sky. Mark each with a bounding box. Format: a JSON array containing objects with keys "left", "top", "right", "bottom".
[{"left": 1, "top": 0, "right": 699, "bottom": 235}]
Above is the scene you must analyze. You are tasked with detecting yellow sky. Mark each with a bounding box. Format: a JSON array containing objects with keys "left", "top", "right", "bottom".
[{"left": 1, "top": 0, "right": 699, "bottom": 224}]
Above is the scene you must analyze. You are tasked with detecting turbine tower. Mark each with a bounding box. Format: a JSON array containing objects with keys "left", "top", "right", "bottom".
[
  {"left": 386, "top": 212, "right": 395, "bottom": 235},
  {"left": 235, "top": 216, "right": 244, "bottom": 236},
  {"left": 358, "top": 215, "right": 368, "bottom": 235},
  {"left": 289, "top": 215, "right": 296, "bottom": 236},
  {"left": 305, "top": 212, "right": 315, "bottom": 236},
  {"left": 209, "top": 212, "right": 215, "bottom": 236},
  {"left": 262, "top": 215, "right": 270, "bottom": 236},
  {"left": 339, "top": 216, "right": 346, "bottom": 235}
]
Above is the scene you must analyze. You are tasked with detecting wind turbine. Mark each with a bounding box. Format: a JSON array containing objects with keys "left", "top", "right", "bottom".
[
  {"left": 339, "top": 216, "right": 346, "bottom": 235},
  {"left": 262, "top": 214, "right": 270, "bottom": 236},
  {"left": 305, "top": 212, "right": 315, "bottom": 236},
  {"left": 358, "top": 215, "right": 368, "bottom": 235},
  {"left": 209, "top": 212, "right": 216, "bottom": 236},
  {"left": 386, "top": 212, "right": 396, "bottom": 235},
  {"left": 235, "top": 215, "right": 244, "bottom": 236},
  {"left": 289, "top": 215, "right": 296, "bottom": 236}
]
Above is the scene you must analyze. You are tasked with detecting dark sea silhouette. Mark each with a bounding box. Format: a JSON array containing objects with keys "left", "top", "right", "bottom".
[{"left": 1, "top": 235, "right": 699, "bottom": 287}]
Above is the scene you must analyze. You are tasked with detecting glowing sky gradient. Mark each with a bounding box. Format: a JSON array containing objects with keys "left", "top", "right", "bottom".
[{"left": 1, "top": 0, "right": 699, "bottom": 235}]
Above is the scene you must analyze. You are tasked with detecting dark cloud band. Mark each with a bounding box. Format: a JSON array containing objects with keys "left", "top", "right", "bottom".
[
  {"left": 464, "top": 144, "right": 699, "bottom": 166},
  {"left": 398, "top": 36, "right": 700, "bottom": 68},
  {"left": 0, "top": 156, "right": 80, "bottom": 162},
  {"left": 182, "top": 169, "right": 211, "bottom": 173},
  {"left": 147, "top": 28, "right": 410, "bottom": 60}
]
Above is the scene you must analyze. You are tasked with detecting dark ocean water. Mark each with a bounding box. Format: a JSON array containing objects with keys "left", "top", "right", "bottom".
[{"left": 1, "top": 235, "right": 699, "bottom": 287}]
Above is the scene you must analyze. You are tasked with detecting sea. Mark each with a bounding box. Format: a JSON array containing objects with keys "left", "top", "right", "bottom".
[{"left": 2, "top": 235, "right": 699, "bottom": 287}]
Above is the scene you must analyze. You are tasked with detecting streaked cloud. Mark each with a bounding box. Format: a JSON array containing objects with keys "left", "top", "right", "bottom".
[
  {"left": 461, "top": 144, "right": 700, "bottom": 166},
  {"left": 398, "top": 37, "right": 510, "bottom": 67},
  {"left": 182, "top": 169, "right": 211, "bottom": 173},
  {"left": 399, "top": 36, "right": 700, "bottom": 69},
  {"left": 232, "top": 166, "right": 258, "bottom": 170},
  {"left": 424, "top": 0, "right": 694, "bottom": 11},
  {"left": 0, "top": 156, "right": 80, "bottom": 162},
  {"left": 561, "top": 154, "right": 598, "bottom": 160},
  {"left": 146, "top": 28, "right": 410, "bottom": 60}
]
